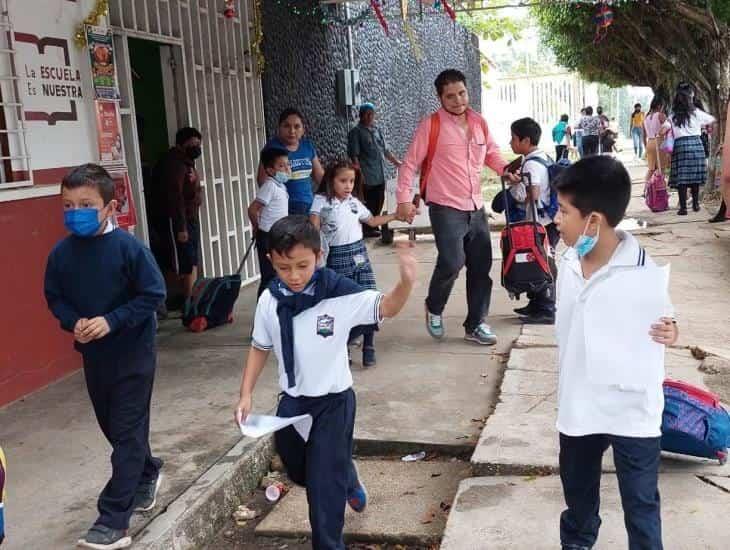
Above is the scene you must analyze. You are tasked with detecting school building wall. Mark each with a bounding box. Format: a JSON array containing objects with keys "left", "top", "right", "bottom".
[{"left": 260, "top": 2, "right": 482, "bottom": 168}]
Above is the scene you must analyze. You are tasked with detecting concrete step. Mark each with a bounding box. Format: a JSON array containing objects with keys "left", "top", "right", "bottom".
[
  {"left": 255, "top": 459, "right": 470, "bottom": 546},
  {"left": 441, "top": 474, "right": 730, "bottom": 550}
]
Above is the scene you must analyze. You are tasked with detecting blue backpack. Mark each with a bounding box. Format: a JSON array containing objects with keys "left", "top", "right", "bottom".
[
  {"left": 524, "top": 154, "right": 570, "bottom": 220},
  {"left": 661, "top": 379, "right": 730, "bottom": 464}
]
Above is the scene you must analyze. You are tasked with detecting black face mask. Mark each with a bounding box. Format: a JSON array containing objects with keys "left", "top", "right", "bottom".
[{"left": 186, "top": 146, "right": 202, "bottom": 160}]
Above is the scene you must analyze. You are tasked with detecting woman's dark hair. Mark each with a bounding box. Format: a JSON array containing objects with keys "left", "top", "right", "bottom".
[
  {"left": 511, "top": 117, "right": 542, "bottom": 146},
  {"left": 268, "top": 215, "right": 321, "bottom": 256},
  {"left": 176, "top": 126, "right": 202, "bottom": 146},
  {"left": 584, "top": 106, "right": 594, "bottom": 116},
  {"left": 278, "top": 108, "right": 306, "bottom": 127},
  {"left": 316, "top": 158, "right": 365, "bottom": 201},
  {"left": 672, "top": 82, "right": 696, "bottom": 128},
  {"left": 434, "top": 69, "right": 467, "bottom": 96},
  {"left": 634, "top": 103, "right": 642, "bottom": 110},
  {"left": 560, "top": 114, "right": 569, "bottom": 122},
  {"left": 62, "top": 163, "right": 115, "bottom": 204},
  {"left": 649, "top": 96, "right": 665, "bottom": 114},
  {"left": 555, "top": 156, "right": 631, "bottom": 227}
]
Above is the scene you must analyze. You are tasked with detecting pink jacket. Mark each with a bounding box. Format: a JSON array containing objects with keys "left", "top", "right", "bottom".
[{"left": 397, "top": 108, "right": 507, "bottom": 211}]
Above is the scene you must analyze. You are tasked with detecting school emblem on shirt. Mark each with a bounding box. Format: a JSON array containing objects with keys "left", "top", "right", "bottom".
[
  {"left": 350, "top": 202, "right": 358, "bottom": 214},
  {"left": 316, "top": 314, "right": 334, "bottom": 338}
]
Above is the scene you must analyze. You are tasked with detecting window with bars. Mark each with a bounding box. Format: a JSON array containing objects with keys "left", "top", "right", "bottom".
[{"left": 0, "top": 10, "right": 31, "bottom": 189}]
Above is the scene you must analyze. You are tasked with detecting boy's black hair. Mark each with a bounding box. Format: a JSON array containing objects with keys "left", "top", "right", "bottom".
[
  {"left": 584, "top": 106, "right": 594, "bottom": 115},
  {"left": 268, "top": 215, "right": 321, "bottom": 256},
  {"left": 596, "top": 106, "right": 604, "bottom": 115},
  {"left": 260, "top": 147, "right": 289, "bottom": 169},
  {"left": 176, "top": 126, "right": 202, "bottom": 146},
  {"left": 511, "top": 117, "right": 542, "bottom": 146},
  {"left": 560, "top": 114, "right": 569, "bottom": 122},
  {"left": 634, "top": 103, "right": 642, "bottom": 109},
  {"left": 278, "top": 107, "right": 306, "bottom": 127},
  {"left": 555, "top": 156, "right": 631, "bottom": 227},
  {"left": 434, "top": 69, "right": 467, "bottom": 96},
  {"left": 316, "top": 158, "right": 365, "bottom": 202},
  {"left": 62, "top": 163, "right": 115, "bottom": 204}
]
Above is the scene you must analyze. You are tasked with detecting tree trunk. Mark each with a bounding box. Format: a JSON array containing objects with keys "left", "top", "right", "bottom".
[{"left": 703, "top": 36, "right": 730, "bottom": 202}]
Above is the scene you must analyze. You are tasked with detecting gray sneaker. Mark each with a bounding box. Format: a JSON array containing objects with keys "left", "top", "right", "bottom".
[
  {"left": 77, "top": 524, "right": 131, "bottom": 549},
  {"left": 425, "top": 306, "right": 445, "bottom": 339},
  {"left": 133, "top": 473, "right": 162, "bottom": 512},
  {"left": 465, "top": 323, "right": 498, "bottom": 346}
]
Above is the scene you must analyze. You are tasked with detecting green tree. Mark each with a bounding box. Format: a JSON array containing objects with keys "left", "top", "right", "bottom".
[{"left": 533, "top": 0, "right": 730, "bottom": 144}]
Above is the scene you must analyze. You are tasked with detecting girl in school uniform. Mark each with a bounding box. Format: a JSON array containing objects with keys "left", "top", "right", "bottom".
[
  {"left": 310, "top": 159, "right": 399, "bottom": 367},
  {"left": 661, "top": 82, "right": 716, "bottom": 215}
]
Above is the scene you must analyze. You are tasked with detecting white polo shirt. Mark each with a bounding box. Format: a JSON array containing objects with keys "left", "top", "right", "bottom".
[
  {"left": 256, "top": 176, "right": 289, "bottom": 232},
  {"left": 310, "top": 194, "right": 373, "bottom": 246},
  {"left": 555, "top": 231, "right": 674, "bottom": 438},
  {"left": 521, "top": 150, "right": 552, "bottom": 226},
  {"left": 252, "top": 283, "right": 383, "bottom": 397}
]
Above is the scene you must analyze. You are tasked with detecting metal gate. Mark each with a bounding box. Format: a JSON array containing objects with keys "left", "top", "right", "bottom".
[{"left": 109, "top": 0, "right": 265, "bottom": 284}]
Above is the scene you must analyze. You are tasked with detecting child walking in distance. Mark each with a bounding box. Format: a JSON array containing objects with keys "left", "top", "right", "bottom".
[
  {"left": 44, "top": 164, "right": 166, "bottom": 550},
  {"left": 248, "top": 147, "right": 291, "bottom": 297},
  {"left": 309, "top": 160, "right": 400, "bottom": 367},
  {"left": 235, "top": 216, "right": 416, "bottom": 550},
  {"left": 554, "top": 156, "right": 678, "bottom": 550}
]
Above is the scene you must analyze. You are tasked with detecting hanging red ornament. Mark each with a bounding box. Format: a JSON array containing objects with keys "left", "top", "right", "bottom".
[
  {"left": 223, "top": 0, "right": 236, "bottom": 19},
  {"left": 442, "top": 0, "right": 456, "bottom": 21},
  {"left": 370, "top": 0, "right": 389, "bottom": 35}
]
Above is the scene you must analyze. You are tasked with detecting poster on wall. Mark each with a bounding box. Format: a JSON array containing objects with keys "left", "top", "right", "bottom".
[
  {"left": 95, "top": 100, "right": 125, "bottom": 166},
  {"left": 109, "top": 170, "right": 137, "bottom": 230},
  {"left": 86, "top": 25, "right": 120, "bottom": 100}
]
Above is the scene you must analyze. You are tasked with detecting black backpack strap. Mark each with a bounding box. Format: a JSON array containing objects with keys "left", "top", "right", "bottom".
[{"left": 637, "top": 247, "right": 646, "bottom": 266}]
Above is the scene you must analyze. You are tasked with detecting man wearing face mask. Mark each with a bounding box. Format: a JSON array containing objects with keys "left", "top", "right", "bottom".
[{"left": 151, "top": 127, "right": 203, "bottom": 304}]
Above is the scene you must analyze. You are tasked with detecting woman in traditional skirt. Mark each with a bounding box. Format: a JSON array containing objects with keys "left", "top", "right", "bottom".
[
  {"left": 661, "top": 82, "right": 716, "bottom": 215},
  {"left": 310, "top": 159, "right": 399, "bottom": 367}
]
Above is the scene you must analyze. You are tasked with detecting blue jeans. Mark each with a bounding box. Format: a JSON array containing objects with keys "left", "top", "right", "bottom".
[
  {"left": 632, "top": 127, "right": 644, "bottom": 157},
  {"left": 559, "top": 433, "right": 663, "bottom": 550},
  {"left": 288, "top": 200, "right": 312, "bottom": 215}
]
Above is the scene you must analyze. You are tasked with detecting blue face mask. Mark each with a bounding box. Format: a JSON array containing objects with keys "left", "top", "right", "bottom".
[
  {"left": 574, "top": 216, "right": 599, "bottom": 258},
  {"left": 274, "top": 171, "right": 289, "bottom": 185},
  {"left": 64, "top": 208, "right": 103, "bottom": 237}
]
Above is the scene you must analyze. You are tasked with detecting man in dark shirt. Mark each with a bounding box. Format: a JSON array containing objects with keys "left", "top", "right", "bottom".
[
  {"left": 348, "top": 103, "right": 401, "bottom": 237},
  {"left": 149, "top": 127, "right": 203, "bottom": 302}
]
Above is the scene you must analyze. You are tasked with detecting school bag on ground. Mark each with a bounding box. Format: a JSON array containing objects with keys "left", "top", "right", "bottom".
[
  {"left": 645, "top": 140, "right": 669, "bottom": 212},
  {"left": 499, "top": 172, "right": 553, "bottom": 299},
  {"left": 522, "top": 152, "right": 569, "bottom": 221},
  {"left": 661, "top": 379, "right": 730, "bottom": 464},
  {"left": 183, "top": 238, "right": 256, "bottom": 333}
]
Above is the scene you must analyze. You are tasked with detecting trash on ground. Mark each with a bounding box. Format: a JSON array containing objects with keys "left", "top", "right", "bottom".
[
  {"left": 265, "top": 481, "right": 289, "bottom": 502},
  {"left": 233, "top": 505, "right": 258, "bottom": 521},
  {"left": 401, "top": 451, "right": 426, "bottom": 462}
]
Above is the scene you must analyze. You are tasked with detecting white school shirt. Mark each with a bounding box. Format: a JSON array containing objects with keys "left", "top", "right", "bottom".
[
  {"left": 521, "top": 150, "right": 552, "bottom": 226},
  {"left": 555, "top": 231, "right": 674, "bottom": 438},
  {"left": 310, "top": 194, "right": 373, "bottom": 246},
  {"left": 661, "top": 109, "right": 715, "bottom": 139},
  {"left": 252, "top": 282, "right": 383, "bottom": 397},
  {"left": 255, "top": 176, "right": 289, "bottom": 232}
]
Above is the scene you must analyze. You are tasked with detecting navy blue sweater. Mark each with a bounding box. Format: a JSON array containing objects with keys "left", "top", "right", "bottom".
[{"left": 44, "top": 228, "right": 166, "bottom": 360}]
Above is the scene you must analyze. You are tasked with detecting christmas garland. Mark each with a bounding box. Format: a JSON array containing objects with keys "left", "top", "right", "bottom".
[{"left": 74, "top": 0, "right": 110, "bottom": 48}]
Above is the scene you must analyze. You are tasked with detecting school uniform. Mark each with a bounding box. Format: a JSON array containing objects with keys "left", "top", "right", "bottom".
[
  {"left": 555, "top": 230, "right": 673, "bottom": 550},
  {"left": 44, "top": 224, "right": 166, "bottom": 531},
  {"left": 252, "top": 269, "right": 382, "bottom": 549},
  {"left": 255, "top": 176, "right": 289, "bottom": 297}
]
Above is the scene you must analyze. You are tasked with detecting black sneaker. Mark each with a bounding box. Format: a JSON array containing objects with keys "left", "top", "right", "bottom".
[
  {"left": 693, "top": 202, "right": 701, "bottom": 212},
  {"left": 77, "top": 524, "right": 131, "bottom": 549},
  {"left": 513, "top": 302, "right": 538, "bottom": 316},
  {"left": 520, "top": 312, "right": 555, "bottom": 325},
  {"left": 678, "top": 208, "right": 688, "bottom": 216},
  {"left": 134, "top": 473, "right": 162, "bottom": 512},
  {"left": 362, "top": 346, "right": 376, "bottom": 367}
]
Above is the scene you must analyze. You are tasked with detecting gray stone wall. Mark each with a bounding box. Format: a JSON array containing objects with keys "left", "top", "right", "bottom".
[{"left": 260, "top": 3, "right": 481, "bottom": 168}]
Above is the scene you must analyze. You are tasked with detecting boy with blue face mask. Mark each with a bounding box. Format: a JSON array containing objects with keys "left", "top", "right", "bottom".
[
  {"left": 249, "top": 147, "right": 291, "bottom": 297},
  {"left": 44, "top": 164, "right": 166, "bottom": 549},
  {"left": 553, "top": 156, "right": 678, "bottom": 550}
]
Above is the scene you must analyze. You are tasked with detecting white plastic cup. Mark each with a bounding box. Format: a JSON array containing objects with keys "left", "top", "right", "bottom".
[{"left": 265, "top": 482, "right": 284, "bottom": 502}]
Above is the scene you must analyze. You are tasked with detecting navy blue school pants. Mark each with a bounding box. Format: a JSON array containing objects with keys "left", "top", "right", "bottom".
[
  {"left": 275, "top": 389, "right": 357, "bottom": 550},
  {"left": 559, "top": 433, "right": 663, "bottom": 550},
  {"left": 83, "top": 347, "right": 162, "bottom": 530}
]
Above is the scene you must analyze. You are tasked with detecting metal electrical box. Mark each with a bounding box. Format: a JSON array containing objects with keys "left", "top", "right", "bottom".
[{"left": 336, "top": 68, "right": 361, "bottom": 115}]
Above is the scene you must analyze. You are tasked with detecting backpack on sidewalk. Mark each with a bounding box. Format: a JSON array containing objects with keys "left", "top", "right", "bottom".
[
  {"left": 645, "top": 140, "right": 669, "bottom": 212},
  {"left": 499, "top": 172, "right": 553, "bottom": 299},
  {"left": 183, "top": 238, "right": 256, "bottom": 332},
  {"left": 522, "top": 153, "right": 569, "bottom": 221},
  {"left": 661, "top": 379, "right": 730, "bottom": 464}
]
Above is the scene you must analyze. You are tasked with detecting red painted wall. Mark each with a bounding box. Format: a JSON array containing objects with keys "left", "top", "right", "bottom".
[{"left": 0, "top": 193, "right": 79, "bottom": 406}]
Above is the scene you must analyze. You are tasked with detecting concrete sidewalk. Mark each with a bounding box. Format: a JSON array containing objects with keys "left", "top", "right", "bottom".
[
  {"left": 0, "top": 226, "right": 518, "bottom": 548},
  {"left": 443, "top": 157, "right": 730, "bottom": 549}
]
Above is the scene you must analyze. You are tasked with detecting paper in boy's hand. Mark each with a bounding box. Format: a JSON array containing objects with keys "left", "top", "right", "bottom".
[
  {"left": 239, "top": 414, "right": 313, "bottom": 442},
  {"left": 584, "top": 264, "right": 670, "bottom": 389}
]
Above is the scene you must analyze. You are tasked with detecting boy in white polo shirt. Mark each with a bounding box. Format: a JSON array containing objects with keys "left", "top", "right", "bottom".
[
  {"left": 234, "top": 215, "right": 415, "bottom": 550},
  {"left": 553, "top": 156, "right": 678, "bottom": 550},
  {"left": 248, "top": 147, "right": 290, "bottom": 297}
]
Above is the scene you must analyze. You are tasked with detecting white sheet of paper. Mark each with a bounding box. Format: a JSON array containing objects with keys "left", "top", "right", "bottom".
[
  {"left": 584, "top": 264, "right": 670, "bottom": 388},
  {"left": 239, "top": 414, "right": 313, "bottom": 442}
]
